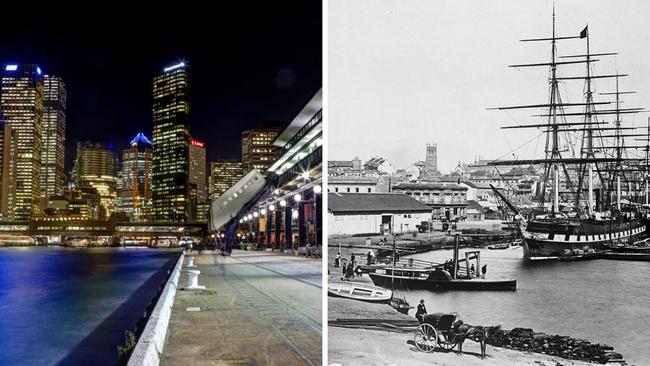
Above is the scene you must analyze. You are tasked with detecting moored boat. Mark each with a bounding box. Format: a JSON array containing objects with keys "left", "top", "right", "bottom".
[
  {"left": 369, "top": 270, "right": 517, "bottom": 291},
  {"left": 327, "top": 281, "right": 392, "bottom": 303}
]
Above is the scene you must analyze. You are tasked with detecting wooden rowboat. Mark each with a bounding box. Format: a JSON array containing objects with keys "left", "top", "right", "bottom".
[{"left": 328, "top": 281, "right": 392, "bottom": 303}]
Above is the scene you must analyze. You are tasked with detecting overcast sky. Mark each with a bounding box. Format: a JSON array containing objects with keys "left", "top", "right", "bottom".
[{"left": 328, "top": 0, "right": 650, "bottom": 173}]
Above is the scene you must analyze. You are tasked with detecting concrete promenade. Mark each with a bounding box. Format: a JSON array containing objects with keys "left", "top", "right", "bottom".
[{"left": 160, "top": 250, "right": 322, "bottom": 366}]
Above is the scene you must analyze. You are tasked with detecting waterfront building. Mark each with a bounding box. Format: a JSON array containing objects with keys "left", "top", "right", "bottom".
[
  {"left": 189, "top": 139, "right": 207, "bottom": 222},
  {"left": 328, "top": 176, "right": 382, "bottom": 193},
  {"left": 41, "top": 75, "right": 66, "bottom": 201},
  {"left": 392, "top": 182, "right": 468, "bottom": 219},
  {"left": 1, "top": 64, "right": 44, "bottom": 220},
  {"left": 328, "top": 192, "right": 432, "bottom": 236},
  {"left": 73, "top": 142, "right": 117, "bottom": 217},
  {"left": 246, "top": 89, "right": 322, "bottom": 250},
  {"left": 152, "top": 62, "right": 190, "bottom": 222},
  {"left": 208, "top": 159, "right": 244, "bottom": 199},
  {"left": 116, "top": 133, "right": 152, "bottom": 222},
  {"left": 241, "top": 128, "right": 281, "bottom": 174}
]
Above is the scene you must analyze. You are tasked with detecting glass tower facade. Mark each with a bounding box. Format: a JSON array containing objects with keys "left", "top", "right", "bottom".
[
  {"left": 241, "top": 128, "right": 281, "bottom": 174},
  {"left": 117, "top": 133, "right": 152, "bottom": 221},
  {"left": 152, "top": 62, "right": 190, "bottom": 222},
  {"left": 41, "top": 75, "right": 66, "bottom": 200},
  {"left": 0, "top": 64, "right": 44, "bottom": 221},
  {"left": 208, "top": 159, "right": 244, "bottom": 199}
]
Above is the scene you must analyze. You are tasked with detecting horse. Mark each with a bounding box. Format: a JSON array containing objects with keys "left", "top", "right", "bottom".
[{"left": 451, "top": 321, "right": 500, "bottom": 359}]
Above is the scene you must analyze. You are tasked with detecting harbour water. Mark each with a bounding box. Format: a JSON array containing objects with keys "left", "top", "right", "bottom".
[
  {"left": 400, "top": 247, "right": 650, "bottom": 365},
  {"left": 0, "top": 247, "right": 179, "bottom": 366}
]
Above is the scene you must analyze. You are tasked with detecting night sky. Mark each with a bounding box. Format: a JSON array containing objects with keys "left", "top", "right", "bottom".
[{"left": 0, "top": 4, "right": 322, "bottom": 173}]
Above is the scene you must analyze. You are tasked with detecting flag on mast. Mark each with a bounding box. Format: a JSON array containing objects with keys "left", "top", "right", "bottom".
[{"left": 580, "top": 25, "right": 588, "bottom": 39}]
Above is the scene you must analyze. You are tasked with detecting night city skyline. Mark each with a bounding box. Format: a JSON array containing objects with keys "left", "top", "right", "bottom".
[{"left": 0, "top": 4, "right": 322, "bottom": 172}]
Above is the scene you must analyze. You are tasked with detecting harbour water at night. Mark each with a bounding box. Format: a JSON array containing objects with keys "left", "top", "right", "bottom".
[
  {"left": 398, "top": 247, "right": 650, "bottom": 365},
  {"left": 0, "top": 247, "right": 179, "bottom": 366}
]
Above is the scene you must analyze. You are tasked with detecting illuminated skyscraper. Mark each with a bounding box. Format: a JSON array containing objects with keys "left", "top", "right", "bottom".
[
  {"left": 188, "top": 139, "right": 207, "bottom": 222},
  {"left": 117, "top": 133, "right": 152, "bottom": 221},
  {"left": 241, "top": 128, "right": 280, "bottom": 174},
  {"left": 208, "top": 159, "right": 244, "bottom": 199},
  {"left": 152, "top": 62, "right": 190, "bottom": 222},
  {"left": 73, "top": 142, "right": 117, "bottom": 218},
  {"left": 41, "top": 75, "right": 66, "bottom": 200},
  {"left": 0, "top": 64, "right": 44, "bottom": 220},
  {"left": 0, "top": 123, "right": 17, "bottom": 219},
  {"left": 189, "top": 140, "right": 207, "bottom": 202}
]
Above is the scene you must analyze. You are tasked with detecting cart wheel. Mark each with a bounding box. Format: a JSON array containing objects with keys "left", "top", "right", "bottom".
[
  {"left": 438, "top": 333, "right": 456, "bottom": 350},
  {"left": 414, "top": 323, "right": 437, "bottom": 352}
]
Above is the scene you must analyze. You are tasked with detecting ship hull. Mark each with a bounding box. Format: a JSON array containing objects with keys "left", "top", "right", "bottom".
[{"left": 520, "top": 219, "right": 647, "bottom": 260}]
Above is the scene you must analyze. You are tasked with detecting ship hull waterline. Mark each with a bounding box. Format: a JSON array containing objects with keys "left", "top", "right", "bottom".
[
  {"left": 368, "top": 273, "right": 517, "bottom": 291},
  {"left": 520, "top": 220, "right": 648, "bottom": 260}
]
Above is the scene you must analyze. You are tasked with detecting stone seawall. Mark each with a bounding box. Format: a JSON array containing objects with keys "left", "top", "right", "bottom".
[{"left": 127, "top": 252, "right": 185, "bottom": 366}]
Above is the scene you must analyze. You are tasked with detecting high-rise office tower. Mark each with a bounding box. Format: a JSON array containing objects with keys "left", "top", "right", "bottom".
[
  {"left": 188, "top": 139, "right": 207, "bottom": 223},
  {"left": 41, "top": 75, "right": 66, "bottom": 201},
  {"left": 241, "top": 128, "right": 280, "bottom": 174},
  {"left": 152, "top": 62, "right": 190, "bottom": 222},
  {"left": 117, "top": 133, "right": 152, "bottom": 221},
  {"left": 208, "top": 159, "right": 244, "bottom": 199},
  {"left": 0, "top": 123, "right": 17, "bottom": 219},
  {"left": 0, "top": 64, "right": 44, "bottom": 220},
  {"left": 73, "top": 142, "right": 117, "bottom": 217},
  {"left": 189, "top": 139, "right": 207, "bottom": 203}
]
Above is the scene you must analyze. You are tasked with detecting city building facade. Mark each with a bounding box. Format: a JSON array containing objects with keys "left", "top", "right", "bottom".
[
  {"left": 189, "top": 139, "right": 207, "bottom": 222},
  {"left": 41, "top": 75, "right": 66, "bottom": 202},
  {"left": 116, "top": 133, "right": 152, "bottom": 222},
  {"left": 392, "top": 182, "right": 468, "bottom": 219},
  {"left": 241, "top": 128, "right": 280, "bottom": 174},
  {"left": 73, "top": 142, "right": 117, "bottom": 217},
  {"left": 152, "top": 62, "right": 190, "bottom": 222},
  {"left": 1, "top": 64, "right": 44, "bottom": 220},
  {"left": 208, "top": 159, "right": 244, "bottom": 199}
]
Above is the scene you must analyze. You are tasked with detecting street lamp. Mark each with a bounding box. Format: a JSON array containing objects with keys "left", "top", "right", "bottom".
[
  {"left": 261, "top": 208, "right": 267, "bottom": 215},
  {"left": 269, "top": 204, "right": 276, "bottom": 211},
  {"left": 293, "top": 194, "right": 302, "bottom": 202},
  {"left": 313, "top": 185, "right": 322, "bottom": 194},
  {"left": 280, "top": 200, "right": 287, "bottom": 207},
  {"left": 253, "top": 212, "right": 259, "bottom": 218}
]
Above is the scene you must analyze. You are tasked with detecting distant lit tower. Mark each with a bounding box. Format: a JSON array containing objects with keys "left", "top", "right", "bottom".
[
  {"left": 41, "top": 75, "right": 66, "bottom": 201},
  {"left": 241, "top": 128, "right": 280, "bottom": 174},
  {"left": 0, "top": 123, "right": 17, "bottom": 219},
  {"left": 152, "top": 61, "right": 190, "bottom": 222},
  {"left": 0, "top": 64, "right": 44, "bottom": 220},
  {"left": 117, "top": 133, "right": 152, "bottom": 221},
  {"left": 73, "top": 142, "right": 117, "bottom": 218},
  {"left": 208, "top": 159, "right": 244, "bottom": 199},
  {"left": 188, "top": 139, "right": 207, "bottom": 222}
]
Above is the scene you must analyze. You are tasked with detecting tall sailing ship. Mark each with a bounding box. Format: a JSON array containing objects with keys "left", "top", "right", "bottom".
[{"left": 488, "top": 8, "right": 650, "bottom": 260}]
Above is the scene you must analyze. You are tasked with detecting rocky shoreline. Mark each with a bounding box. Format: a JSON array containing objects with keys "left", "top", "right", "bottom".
[{"left": 486, "top": 327, "right": 626, "bottom": 365}]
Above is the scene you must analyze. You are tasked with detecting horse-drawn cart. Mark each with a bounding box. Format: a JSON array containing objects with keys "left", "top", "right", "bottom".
[
  {"left": 413, "top": 312, "right": 491, "bottom": 358},
  {"left": 414, "top": 313, "right": 460, "bottom": 352}
]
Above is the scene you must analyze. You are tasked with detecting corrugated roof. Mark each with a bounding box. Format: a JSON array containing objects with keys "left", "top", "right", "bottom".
[{"left": 328, "top": 193, "right": 432, "bottom": 213}]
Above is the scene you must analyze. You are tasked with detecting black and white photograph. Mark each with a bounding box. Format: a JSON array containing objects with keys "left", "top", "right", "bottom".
[{"left": 327, "top": 1, "right": 650, "bottom": 365}]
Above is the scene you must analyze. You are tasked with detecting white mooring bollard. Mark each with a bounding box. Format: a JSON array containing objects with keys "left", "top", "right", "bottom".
[
  {"left": 186, "top": 256, "right": 195, "bottom": 267},
  {"left": 186, "top": 269, "right": 206, "bottom": 290}
]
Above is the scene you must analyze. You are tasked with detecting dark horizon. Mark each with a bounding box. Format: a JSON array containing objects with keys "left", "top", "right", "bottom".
[{"left": 0, "top": 4, "right": 322, "bottom": 174}]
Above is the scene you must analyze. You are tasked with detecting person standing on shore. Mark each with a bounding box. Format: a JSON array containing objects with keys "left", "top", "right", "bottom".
[
  {"left": 335, "top": 252, "right": 341, "bottom": 267},
  {"left": 415, "top": 299, "right": 427, "bottom": 324},
  {"left": 367, "top": 251, "right": 372, "bottom": 265},
  {"left": 481, "top": 264, "right": 487, "bottom": 278}
]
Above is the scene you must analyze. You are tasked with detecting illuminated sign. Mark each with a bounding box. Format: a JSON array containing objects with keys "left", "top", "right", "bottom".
[
  {"left": 191, "top": 140, "right": 205, "bottom": 148},
  {"left": 5, "top": 65, "right": 17, "bottom": 71},
  {"left": 36, "top": 66, "right": 42, "bottom": 75},
  {"left": 163, "top": 62, "right": 185, "bottom": 72}
]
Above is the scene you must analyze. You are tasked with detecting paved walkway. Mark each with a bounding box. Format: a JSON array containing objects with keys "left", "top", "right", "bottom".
[{"left": 160, "top": 250, "right": 322, "bottom": 366}]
